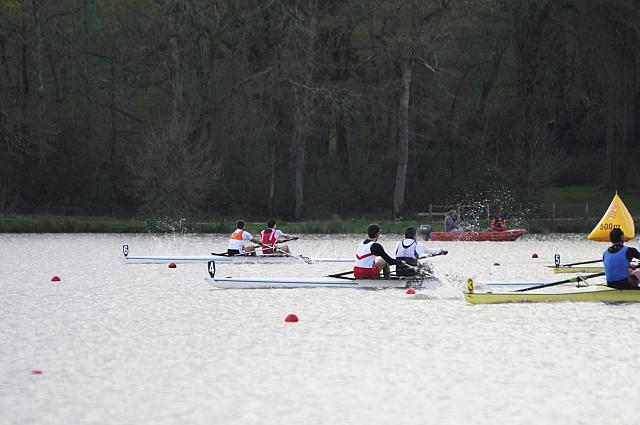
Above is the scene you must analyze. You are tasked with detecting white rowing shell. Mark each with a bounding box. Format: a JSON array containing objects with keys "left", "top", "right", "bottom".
[
  {"left": 206, "top": 276, "right": 411, "bottom": 289},
  {"left": 122, "top": 254, "right": 353, "bottom": 264},
  {"left": 121, "top": 245, "right": 352, "bottom": 264}
]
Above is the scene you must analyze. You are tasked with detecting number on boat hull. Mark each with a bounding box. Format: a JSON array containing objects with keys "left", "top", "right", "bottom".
[
  {"left": 123, "top": 244, "right": 129, "bottom": 257},
  {"left": 466, "top": 278, "right": 474, "bottom": 293},
  {"left": 554, "top": 254, "right": 560, "bottom": 267},
  {"left": 208, "top": 261, "right": 216, "bottom": 278}
]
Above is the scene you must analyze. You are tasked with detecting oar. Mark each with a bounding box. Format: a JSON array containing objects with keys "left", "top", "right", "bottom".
[
  {"left": 327, "top": 270, "right": 354, "bottom": 278},
  {"left": 515, "top": 272, "right": 605, "bottom": 292},
  {"left": 327, "top": 253, "right": 444, "bottom": 281},
  {"left": 267, "top": 243, "right": 311, "bottom": 264},
  {"left": 211, "top": 251, "right": 229, "bottom": 256},
  {"left": 557, "top": 259, "right": 603, "bottom": 267},
  {"left": 253, "top": 237, "right": 298, "bottom": 250},
  {"left": 330, "top": 275, "right": 356, "bottom": 281},
  {"left": 327, "top": 270, "right": 403, "bottom": 282}
]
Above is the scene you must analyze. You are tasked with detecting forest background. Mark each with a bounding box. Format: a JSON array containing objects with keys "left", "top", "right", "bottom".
[{"left": 1, "top": 0, "right": 639, "bottom": 230}]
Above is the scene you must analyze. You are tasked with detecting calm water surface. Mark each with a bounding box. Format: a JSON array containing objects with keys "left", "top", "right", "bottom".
[{"left": 1, "top": 233, "right": 640, "bottom": 425}]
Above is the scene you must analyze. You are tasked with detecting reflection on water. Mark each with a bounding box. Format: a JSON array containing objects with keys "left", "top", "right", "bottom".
[{"left": 1, "top": 233, "right": 640, "bottom": 425}]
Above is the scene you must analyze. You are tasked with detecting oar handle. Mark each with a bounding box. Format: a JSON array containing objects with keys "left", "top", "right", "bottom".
[
  {"left": 257, "top": 237, "right": 298, "bottom": 247},
  {"left": 516, "top": 272, "right": 605, "bottom": 292}
]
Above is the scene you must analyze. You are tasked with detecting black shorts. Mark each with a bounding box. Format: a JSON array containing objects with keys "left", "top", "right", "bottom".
[
  {"left": 227, "top": 249, "right": 241, "bottom": 256},
  {"left": 607, "top": 278, "right": 640, "bottom": 290}
]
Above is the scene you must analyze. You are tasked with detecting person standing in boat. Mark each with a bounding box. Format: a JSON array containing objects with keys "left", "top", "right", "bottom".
[
  {"left": 228, "top": 220, "right": 262, "bottom": 256},
  {"left": 395, "top": 226, "right": 448, "bottom": 277},
  {"left": 444, "top": 210, "right": 463, "bottom": 232},
  {"left": 603, "top": 228, "right": 640, "bottom": 290},
  {"left": 354, "top": 224, "right": 403, "bottom": 279},
  {"left": 261, "top": 219, "right": 297, "bottom": 254}
]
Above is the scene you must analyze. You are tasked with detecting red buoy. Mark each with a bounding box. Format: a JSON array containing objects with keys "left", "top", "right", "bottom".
[
  {"left": 531, "top": 253, "right": 539, "bottom": 258},
  {"left": 50, "top": 275, "right": 61, "bottom": 282},
  {"left": 493, "top": 262, "right": 500, "bottom": 266},
  {"left": 168, "top": 262, "right": 177, "bottom": 268},
  {"left": 31, "top": 370, "right": 43, "bottom": 375},
  {"left": 284, "top": 314, "right": 299, "bottom": 323},
  {"left": 406, "top": 288, "right": 416, "bottom": 295}
]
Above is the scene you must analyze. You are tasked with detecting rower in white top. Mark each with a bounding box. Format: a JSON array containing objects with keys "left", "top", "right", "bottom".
[
  {"left": 260, "top": 219, "right": 297, "bottom": 254},
  {"left": 228, "top": 220, "right": 262, "bottom": 256},
  {"left": 395, "top": 226, "right": 448, "bottom": 277}
]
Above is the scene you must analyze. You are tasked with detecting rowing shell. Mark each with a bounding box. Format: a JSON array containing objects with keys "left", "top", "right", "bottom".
[
  {"left": 208, "top": 276, "right": 516, "bottom": 290},
  {"left": 548, "top": 266, "right": 604, "bottom": 274},
  {"left": 206, "top": 276, "right": 415, "bottom": 289},
  {"left": 464, "top": 278, "right": 640, "bottom": 304},
  {"left": 121, "top": 245, "right": 351, "bottom": 265}
]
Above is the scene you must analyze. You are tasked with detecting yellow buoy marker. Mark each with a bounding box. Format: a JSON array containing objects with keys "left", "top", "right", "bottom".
[{"left": 588, "top": 192, "right": 635, "bottom": 242}]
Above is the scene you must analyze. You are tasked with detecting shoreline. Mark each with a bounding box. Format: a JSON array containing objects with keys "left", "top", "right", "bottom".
[{"left": 0, "top": 214, "right": 595, "bottom": 234}]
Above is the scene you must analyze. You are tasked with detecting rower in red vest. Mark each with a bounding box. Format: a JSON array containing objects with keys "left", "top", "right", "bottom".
[
  {"left": 490, "top": 216, "right": 507, "bottom": 232},
  {"left": 260, "top": 219, "right": 297, "bottom": 254},
  {"left": 228, "top": 220, "right": 262, "bottom": 256},
  {"left": 353, "top": 224, "right": 403, "bottom": 279}
]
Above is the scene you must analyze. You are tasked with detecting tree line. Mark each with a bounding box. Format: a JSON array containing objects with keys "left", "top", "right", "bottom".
[{"left": 1, "top": 0, "right": 639, "bottom": 220}]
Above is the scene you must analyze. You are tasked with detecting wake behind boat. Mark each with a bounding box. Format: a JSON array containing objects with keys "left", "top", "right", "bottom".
[{"left": 121, "top": 245, "right": 352, "bottom": 265}]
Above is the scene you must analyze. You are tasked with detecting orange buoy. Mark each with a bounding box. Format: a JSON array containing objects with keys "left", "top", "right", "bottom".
[
  {"left": 284, "top": 314, "right": 299, "bottom": 323},
  {"left": 31, "top": 370, "right": 43, "bottom": 375},
  {"left": 532, "top": 253, "right": 539, "bottom": 258},
  {"left": 50, "top": 275, "right": 61, "bottom": 282},
  {"left": 493, "top": 262, "right": 500, "bottom": 266},
  {"left": 405, "top": 288, "right": 416, "bottom": 295},
  {"left": 168, "top": 262, "right": 177, "bottom": 268}
]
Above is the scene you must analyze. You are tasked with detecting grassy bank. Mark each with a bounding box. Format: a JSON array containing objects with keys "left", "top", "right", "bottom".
[
  {"left": 0, "top": 215, "right": 441, "bottom": 234},
  {"left": 0, "top": 213, "right": 611, "bottom": 235},
  {"left": 2, "top": 186, "right": 638, "bottom": 234}
]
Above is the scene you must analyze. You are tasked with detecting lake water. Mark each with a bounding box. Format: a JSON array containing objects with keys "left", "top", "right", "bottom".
[{"left": 2, "top": 233, "right": 640, "bottom": 425}]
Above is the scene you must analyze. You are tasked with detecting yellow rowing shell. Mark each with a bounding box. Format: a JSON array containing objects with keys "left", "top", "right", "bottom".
[
  {"left": 464, "top": 278, "right": 640, "bottom": 304},
  {"left": 549, "top": 266, "right": 604, "bottom": 274}
]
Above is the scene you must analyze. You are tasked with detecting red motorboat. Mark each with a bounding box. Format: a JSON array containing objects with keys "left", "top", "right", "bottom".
[{"left": 424, "top": 228, "right": 526, "bottom": 241}]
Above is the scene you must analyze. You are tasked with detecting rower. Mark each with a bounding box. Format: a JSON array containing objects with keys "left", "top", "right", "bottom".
[
  {"left": 603, "top": 228, "right": 640, "bottom": 290},
  {"left": 261, "top": 219, "right": 297, "bottom": 254},
  {"left": 228, "top": 220, "right": 262, "bottom": 256},
  {"left": 395, "top": 226, "right": 448, "bottom": 277},
  {"left": 444, "top": 210, "right": 463, "bottom": 232},
  {"left": 490, "top": 215, "right": 507, "bottom": 232},
  {"left": 353, "top": 224, "right": 403, "bottom": 279}
]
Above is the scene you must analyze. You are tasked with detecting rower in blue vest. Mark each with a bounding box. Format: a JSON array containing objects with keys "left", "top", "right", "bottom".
[{"left": 603, "top": 228, "right": 640, "bottom": 290}]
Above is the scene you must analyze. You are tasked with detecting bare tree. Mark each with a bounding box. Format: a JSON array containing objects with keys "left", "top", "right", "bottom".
[
  {"left": 373, "top": 1, "right": 451, "bottom": 219},
  {"left": 290, "top": 0, "right": 318, "bottom": 220}
]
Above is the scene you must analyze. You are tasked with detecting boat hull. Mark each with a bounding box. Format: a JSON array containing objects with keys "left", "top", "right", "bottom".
[
  {"left": 550, "top": 266, "right": 604, "bottom": 274},
  {"left": 123, "top": 254, "right": 353, "bottom": 265},
  {"left": 206, "top": 276, "right": 414, "bottom": 289},
  {"left": 430, "top": 229, "right": 525, "bottom": 241},
  {"left": 464, "top": 278, "right": 640, "bottom": 304},
  {"left": 121, "top": 244, "right": 351, "bottom": 265}
]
